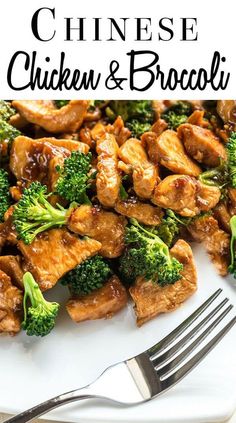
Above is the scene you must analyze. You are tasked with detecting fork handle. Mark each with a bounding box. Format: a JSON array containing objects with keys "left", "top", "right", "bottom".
[{"left": 4, "top": 387, "right": 95, "bottom": 423}]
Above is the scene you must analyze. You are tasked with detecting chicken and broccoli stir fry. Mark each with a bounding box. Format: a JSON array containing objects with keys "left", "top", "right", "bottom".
[{"left": 0, "top": 99, "right": 236, "bottom": 337}]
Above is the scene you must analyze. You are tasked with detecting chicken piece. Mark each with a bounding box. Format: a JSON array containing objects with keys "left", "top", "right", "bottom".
[
  {"left": 0, "top": 218, "right": 18, "bottom": 251},
  {"left": 187, "top": 110, "right": 209, "bottom": 127},
  {"left": 106, "top": 116, "right": 131, "bottom": 146},
  {"left": 10, "top": 136, "right": 85, "bottom": 179},
  {"left": 178, "top": 123, "right": 227, "bottom": 167},
  {"left": 152, "top": 175, "right": 221, "bottom": 217},
  {"left": 217, "top": 100, "right": 236, "bottom": 125},
  {"left": 39, "top": 137, "right": 89, "bottom": 154},
  {"left": 151, "top": 119, "right": 168, "bottom": 136},
  {"left": 68, "top": 205, "right": 127, "bottom": 258},
  {"left": 143, "top": 130, "right": 201, "bottom": 177},
  {"left": 213, "top": 203, "right": 231, "bottom": 233},
  {"left": 115, "top": 198, "right": 163, "bottom": 226},
  {"left": 18, "top": 228, "right": 101, "bottom": 291},
  {"left": 151, "top": 100, "right": 168, "bottom": 117},
  {"left": 129, "top": 239, "right": 197, "bottom": 326},
  {"left": 10, "top": 184, "right": 23, "bottom": 202},
  {"left": 119, "top": 138, "right": 159, "bottom": 199},
  {"left": 12, "top": 100, "right": 89, "bottom": 133},
  {"left": 10, "top": 135, "right": 89, "bottom": 188},
  {"left": 9, "top": 113, "right": 28, "bottom": 129},
  {"left": 204, "top": 231, "right": 230, "bottom": 276},
  {"left": 90, "top": 122, "right": 106, "bottom": 141},
  {"left": 84, "top": 107, "right": 102, "bottom": 122},
  {"left": 96, "top": 133, "right": 121, "bottom": 207},
  {"left": 187, "top": 215, "right": 219, "bottom": 242},
  {"left": 228, "top": 188, "right": 236, "bottom": 216},
  {"left": 0, "top": 256, "right": 24, "bottom": 289},
  {"left": 0, "top": 270, "right": 23, "bottom": 335},
  {"left": 66, "top": 275, "right": 127, "bottom": 323},
  {"left": 188, "top": 215, "right": 230, "bottom": 276}
]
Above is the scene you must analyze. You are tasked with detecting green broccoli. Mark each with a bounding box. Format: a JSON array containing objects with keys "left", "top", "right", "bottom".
[
  {"left": 228, "top": 215, "right": 236, "bottom": 278},
  {"left": 61, "top": 255, "right": 112, "bottom": 296},
  {"left": 54, "top": 100, "right": 69, "bottom": 108},
  {"left": 0, "top": 101, "right": 16, "bottom": 121},
  {"left": 155, "top": 210, "right": 191, "bottom": 247},
  {"left": 227, "top": 132, "right": 236, "bottom": 188},
  {"left": 198, "top": 160, "right": 229, "bottom": 190},
  {"left": 0, "top": 168, "right": 11, "bottom": 222},
  {"left": 0, "top": 120, "right": 21, "bottom": 162},
  {"left": 0, "top": 120, "right": 21, "bottom": 142},
  {"left": 89, "top": 100, "right": 108, "bottom": 111},
  {"left": 55, "top": 151, "right": 92, "bottom": 204},
  {"left": 22, "top": 272, "right": 59, "bottom": 337},
  {"left": 119, "top": 218, "right": 183, "bottom": 286},
  {"left": 13, "top": 182, "right": 75, "bottom": 244},
  {"left": 105, "top": 100, "right": 154, "bottom": 137},
  {"left": 161, "top": 101, "right": 193, "bottom": 130},
  {"left": 198, "top": 133, "right": 236, "bottom": 194},
  {"left": 126, "top": 120, "right": 152, "bottom": 138}
]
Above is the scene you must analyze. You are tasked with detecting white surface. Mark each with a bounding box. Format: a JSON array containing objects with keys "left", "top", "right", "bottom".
[{"left": 0, "top": 244, "right": 236, "bottom": 423}]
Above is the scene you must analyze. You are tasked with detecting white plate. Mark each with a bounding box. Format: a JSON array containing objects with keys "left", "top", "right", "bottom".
[{"left": 1, "top": 244, "right": 236, "bottom": 423}]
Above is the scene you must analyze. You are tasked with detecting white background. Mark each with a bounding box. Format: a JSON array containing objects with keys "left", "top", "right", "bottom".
[{"left": 0, "top": 0, "right": 235, "bottom": 99}]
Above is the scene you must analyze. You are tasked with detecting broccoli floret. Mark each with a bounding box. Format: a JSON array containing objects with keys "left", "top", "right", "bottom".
[
  {"left": 105, "top": 101, "right": 154, "bottom": 137},
  {"left": 169, "top": 101, "right": 193, "bottom": 116},
  {"left": 0, "top": 169, "right": 11, "bottom": 222},
  {"left": 199, "top": 134, "right": 236, "bottom": 194},
  {"left": 0, "top": 101, "right": 15, "bottom": 121},
  {"left": 89, "top": 100, "right": 108, "bottom": 111},
  {"left": 61, "top": 255, "right": 112, "bottom": 296},
  {"left": 156, "top": 210, "right": 191, "bottom": 247},
  {"left": 161, "top": 111, "right": 188, "bottom": 130},
  {"left": 161, "top": 101, "right": 192, "bottom": 130},
  {"left": 227, "top": 132, "right": 236, "bottom": 188},
  {"left": 119, "top": 218, "right": 183, "bottom": 286},
  {"left": 0, "top": 120, "right": 21, "bottom": 142},
  {"left": 13, "top": 182, "right": 74, "bottom": 244},
  {"left": 198, "top": 160, "right": 229, "bottom": 190},
  {"left": 0, "top": 120, "right": 21, "bottom": 162},
  {"left": 22, "top": 272, "right": 59, "bottom": 337},
  {"left": 126, "top": 119, "right": 152, "bottom": 138},
  {"left": 228, "top": 215, "right": 236, "bottom": 278},
  {"left": 54, "top": 100, "right": 69, "bottom": 108},
  {"left": 55, "top": 151, "right": 92, "bottom": 204}
]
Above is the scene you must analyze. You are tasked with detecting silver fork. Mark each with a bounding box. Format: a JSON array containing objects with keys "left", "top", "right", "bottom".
[{"left": 5, "top": 288, "right": 236, "bottom": 423}]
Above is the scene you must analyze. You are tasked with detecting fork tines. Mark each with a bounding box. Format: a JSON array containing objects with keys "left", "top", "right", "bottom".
[{"left": 144, "top": 289, "right": 236, "bottom": 390}]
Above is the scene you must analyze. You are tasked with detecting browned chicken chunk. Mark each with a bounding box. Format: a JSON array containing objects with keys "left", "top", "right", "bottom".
[
  {"left": 129, "top": 239, "right": 197, "bottom": 326},
  {"left": 217, "top": 100, "right": 236, "bottom": 125},
  {"left": 18, "top": 229, "right": 101, "bottom": 291},
  {"left": 178, "top": 123, "right": 227, "bottom": 167},
  {"left": 96, "top": 133, "right": 121, "bottom": 207},
  {"left": 0, "top": 256, "right": 24, "bottom": 289},
  {"left": 115, "top": 199, "right": 163, "bottom": 226},
  {"left": 143, "top": 130, "right": 201, "bottom": 177},
  {"left": 150, "top": 119, "right": 168, "bottom": 136},
  {"left": 10, "top": 136, "right": 89, "bottom": 184},
  {"left": 106, "top": 116, "right": 131, "bottom": 146},
  {"left": 68, "top": 205, "right": 127, "bottom": 258},
  {"left": 228, "top": 188, "right": 236, "bottom": 216},
  {"left": 66, "top": 275, "right": 127, "bottom": 323},
  {"left": 213, "top": 203, "right": 231, "bottom": 233},
  {"left": 119, "top": 138, "right": 159, "bottom": 199},
  {"left": 188, "top": 215, "right": 230, "bottom": 276},
  {"left": 0, "top": 270, "right": 23, "bottom": 335},
  {"left": 152, "top": 175, "right": 221, "bottom": 217},
  {"left": 12, "top": 100, "right": 89, "bottom": 133}
]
